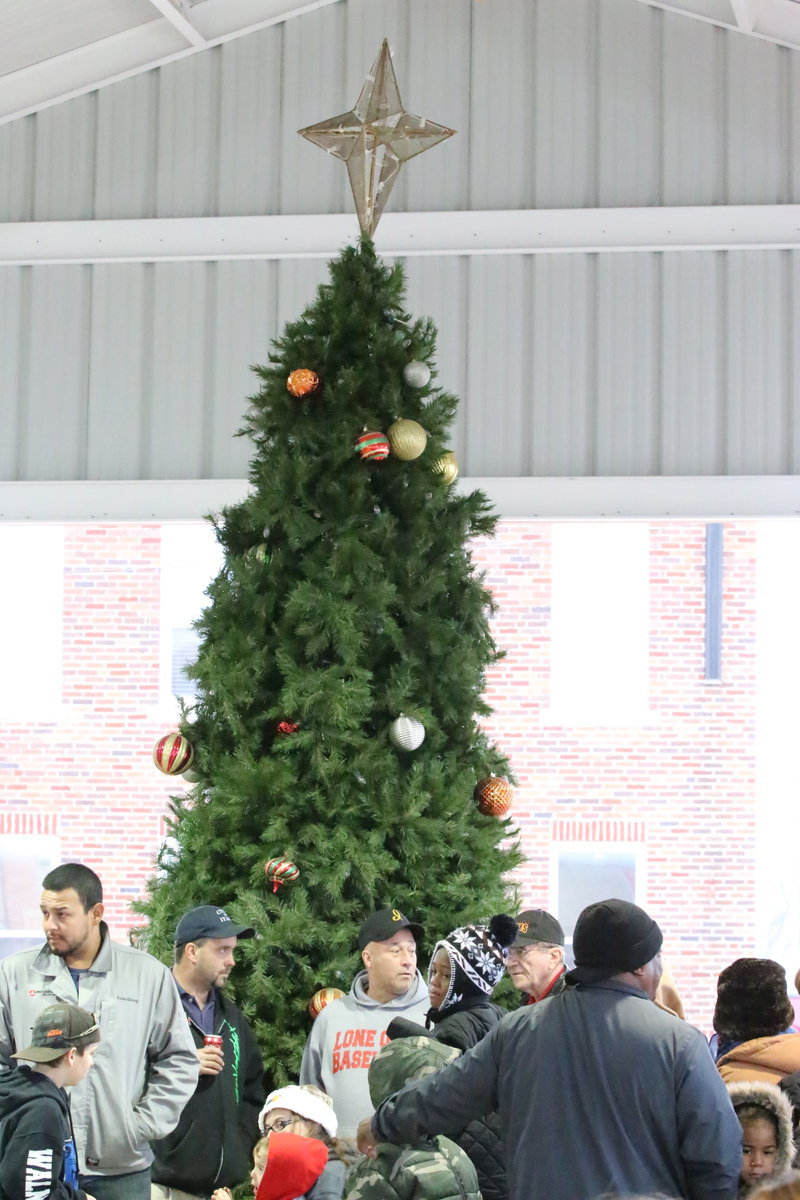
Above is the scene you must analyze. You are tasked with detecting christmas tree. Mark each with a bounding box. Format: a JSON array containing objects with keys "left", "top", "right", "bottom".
[{"left": 137, "top": 44, "right": 522, "bottom": 1087}]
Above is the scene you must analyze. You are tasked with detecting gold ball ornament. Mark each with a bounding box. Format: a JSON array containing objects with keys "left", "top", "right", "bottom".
[
  {"left": 433, "top": 451, "right": 459, "bottom": 485},
  {"left": 474, "top": 775, "right": 513, "bottom": 817},
  {"left": 308, "top": 987, "right": 345, "bottom": 1019},
  {"left": 387, "top": 419, "right": 428, "bottom": 461},
  {"left": 287, "top": 368, "right": 320, "bottom": 398}
]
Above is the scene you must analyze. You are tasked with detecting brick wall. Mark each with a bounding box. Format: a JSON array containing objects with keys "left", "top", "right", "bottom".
[{"left": 0, "top": 520, "right": 760, "bottom": 1031}]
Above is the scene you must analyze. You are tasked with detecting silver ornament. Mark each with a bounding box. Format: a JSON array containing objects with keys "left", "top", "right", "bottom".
[
  {"left": 389, "top": 714, "right": 426, "bottom": 751},
  {"left": 402, "top": 360, "right": 431, "bottom": 388}
]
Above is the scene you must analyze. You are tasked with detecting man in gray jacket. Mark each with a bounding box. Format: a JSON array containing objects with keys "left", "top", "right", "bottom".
[
  {"left": 0, "top": 863, "right": 198, "bottom": 1200},
  {"left": 358, "top": 899, "right": 742, "bottom": 1200}
]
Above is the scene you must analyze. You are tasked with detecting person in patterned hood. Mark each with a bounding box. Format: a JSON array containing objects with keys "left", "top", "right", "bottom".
[{"left": 389, "top": 915, "right": 517, "bottom": 1052}]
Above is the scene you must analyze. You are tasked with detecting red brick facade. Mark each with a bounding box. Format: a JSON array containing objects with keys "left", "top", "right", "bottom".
[{"left": 0, "top": 520, "right": 760, "bottom": 1030}]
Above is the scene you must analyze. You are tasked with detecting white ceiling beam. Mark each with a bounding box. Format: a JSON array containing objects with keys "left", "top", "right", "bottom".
[
  {"left": 633, "top": 0, "right": 800, "bottom": 51},
  {"left": 0, "top": 0, "right": 344, "bottom": 126},
  {"left": 0, "top": 206, "right": 798, "bottom": 265},
  {"left": 1, "top": 477, "right": 798, "bottom": 523},
  {"left": 145, "top": 0, "right": 207, "bottom": 49}
]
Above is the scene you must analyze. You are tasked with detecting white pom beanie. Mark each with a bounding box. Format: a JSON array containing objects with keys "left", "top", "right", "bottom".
[{"left": 258, "top": 1084, "right": 338, "bottom": 1138}]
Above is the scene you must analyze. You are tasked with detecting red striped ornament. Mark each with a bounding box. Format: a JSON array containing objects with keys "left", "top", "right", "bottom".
[
  {"left": 153, "top": 732, "right": 195, "bottom": 776},
  {"left": 355, "top": 431, "right": 390, "bottom": 461},
  {"left": 264, "top": 858, "right": 300, "bottom": 893}
]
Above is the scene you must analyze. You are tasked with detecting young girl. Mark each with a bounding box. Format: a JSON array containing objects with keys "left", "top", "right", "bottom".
[
  {"left": 728, "top": 1082, "right": 795, "bottom": 1196},
  {"left": 212, "top": 1131, "right": 327, "bottom": 1200}
]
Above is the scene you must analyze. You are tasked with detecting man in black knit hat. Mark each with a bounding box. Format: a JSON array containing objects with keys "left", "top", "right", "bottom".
[{"left": 358, "top": 898, "right": 742, "bottom": 1200}]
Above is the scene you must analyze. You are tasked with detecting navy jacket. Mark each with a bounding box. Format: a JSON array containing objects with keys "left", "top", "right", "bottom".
[{"left": 375, "top": 978, "right": 742, "bottom": 1200}]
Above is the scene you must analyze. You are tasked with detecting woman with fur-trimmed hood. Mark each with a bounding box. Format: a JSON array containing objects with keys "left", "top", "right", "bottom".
[{"left": 728, "top": 1081, "right": 796, "bottom": 1196}]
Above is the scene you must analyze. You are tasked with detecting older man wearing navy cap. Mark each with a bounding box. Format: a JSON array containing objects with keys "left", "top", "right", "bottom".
[
  {"left": 150, "top": 905, "right": 264, "bottom": 1200},
  {"left": 359, "top": 898, "right": 742, "bottom": 1200},
  {"left": 299, "top": 906, "right": 428, "bottom": 1139}
]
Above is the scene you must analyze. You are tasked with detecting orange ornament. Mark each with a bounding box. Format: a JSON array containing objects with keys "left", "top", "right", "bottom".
[
  {"left": 474, "top": 775, "right": 513, "bottom": 817},
  {"left": 308, "top": 987, "right": 345, "bottom": 1019},
  {"left": 287, "top": 368, "right": 320, "bottom": 397}
]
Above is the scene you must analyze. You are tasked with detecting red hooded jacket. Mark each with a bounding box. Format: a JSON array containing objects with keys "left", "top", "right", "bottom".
[{"left": 255, "top": 1131, "right": 328, "bottom": 1200}]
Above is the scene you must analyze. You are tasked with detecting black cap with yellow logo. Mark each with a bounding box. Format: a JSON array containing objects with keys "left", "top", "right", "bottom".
[
  {"left": 513, "top": 909, "right": 564, "bottom": 948},
  {"left": 358, "top": 907, "right": 423, "bottom": 950}
]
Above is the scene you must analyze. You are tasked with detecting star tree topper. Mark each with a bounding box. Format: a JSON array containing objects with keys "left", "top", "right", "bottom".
[{"left": 298, "top": 39, "right": 455, "bottom": 238}]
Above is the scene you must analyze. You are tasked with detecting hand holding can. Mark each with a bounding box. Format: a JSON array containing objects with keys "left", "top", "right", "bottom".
[{"left": 198, "top": 1034, "right": 224, "bottom": 1075}]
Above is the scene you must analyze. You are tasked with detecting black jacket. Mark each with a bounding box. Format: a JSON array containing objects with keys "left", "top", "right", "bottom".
[
  {"left": 388, "top": 999, "right": 508, "bottom": 1200},
  {"left": 150, "top": 986, "right": 265, "bottom": 1193},
  {"left": 0, "top": 1064, "right": 89, "bottom": 1200},
  {"left": 427, "top": 999, "right": 504, "bottom": 1052}
]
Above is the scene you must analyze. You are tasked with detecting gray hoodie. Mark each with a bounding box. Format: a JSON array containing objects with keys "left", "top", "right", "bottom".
[{"left": 299, "top": 969, "right": 428, "bottom": 1138}]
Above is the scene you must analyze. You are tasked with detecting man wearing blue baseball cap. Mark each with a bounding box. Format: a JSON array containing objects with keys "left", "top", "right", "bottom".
[{"left": 150, "top": 905, "right": 264, "bottom": 1200}]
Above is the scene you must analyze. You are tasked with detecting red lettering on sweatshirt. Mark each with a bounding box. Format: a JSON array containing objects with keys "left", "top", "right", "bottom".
[{"left": 331, "top": 1031, "right": 381, "bottom": 1073}]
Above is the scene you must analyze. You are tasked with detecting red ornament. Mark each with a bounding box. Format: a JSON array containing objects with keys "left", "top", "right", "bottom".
[
  {"left": 474, "top": 775, "right": 513, "bottom": 817},
  {"left": 153, "top": 732, "right": 194, "bottom": 776},
  {"left": 264, "top": 858, "right": 300, "bottom": 893},
  {"left": 355, "top": 431, "right": 390, "bottom": 461},
  {"left": 287, "top": 368, "right": 320, "bottom": 397},
  {"left": 276, "top": 720, "right": 300, "bottom": 736},
  {"left": 308, "top": 987, "right": 345, "bottom": 1019}
]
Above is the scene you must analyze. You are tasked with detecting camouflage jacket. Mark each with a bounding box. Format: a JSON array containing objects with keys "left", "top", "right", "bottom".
[{"left": 344, "top": 1136, "right": 481, "bottom": 1200}]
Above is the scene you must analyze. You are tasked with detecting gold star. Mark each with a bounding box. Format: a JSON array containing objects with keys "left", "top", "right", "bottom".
[{"left": 298, "top": 39, "right": 456, "bottom": 238}]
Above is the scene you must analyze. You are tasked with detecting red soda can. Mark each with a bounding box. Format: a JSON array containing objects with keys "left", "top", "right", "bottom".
[{"left": 204, "top": 1035, "right": 223, "bottom": 1048}]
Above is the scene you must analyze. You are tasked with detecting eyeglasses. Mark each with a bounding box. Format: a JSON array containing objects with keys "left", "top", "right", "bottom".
[
  {"left": 264, "top": 1116, "right": 295, "bottom": 1134},
  {"left": 506, "top": 945, "right": 553, "bottom": 961}
]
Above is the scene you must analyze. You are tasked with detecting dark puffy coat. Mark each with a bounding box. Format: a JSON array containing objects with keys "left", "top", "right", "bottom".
[
  {"left": 388, "top": 1002, "right": 507, "bottom": 1200},
  {"left": 150, "top": 987, "right": 264, "bottom": 1193},
  {"left": 778, "top": 1069, "right": 800, "bottom": 1165}
]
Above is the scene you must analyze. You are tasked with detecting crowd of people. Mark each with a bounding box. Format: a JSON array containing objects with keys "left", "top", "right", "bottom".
[{"left": 1, "top": 862, "right": 799, "bottom": 1200}]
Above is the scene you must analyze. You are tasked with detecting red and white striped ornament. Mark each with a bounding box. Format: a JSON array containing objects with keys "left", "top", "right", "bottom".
[
  {"left": 264, "top": 858, "right": 300, "bottom": 893},
  {"left": 153, "top": 732, "right": 195, "bottom": 776},
  {"left": 308, "top": 987, "right": 345, "bottom": 1019},
  {"left": 355, "top": 431, "right": 390, "bottom": 461}
]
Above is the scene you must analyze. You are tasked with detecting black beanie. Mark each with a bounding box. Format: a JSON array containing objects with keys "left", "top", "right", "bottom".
[
  {"left": 567, "top": 898, "right": 663, "bottom": 984},
  {"left": 713, "top": 958, "right": 795, "bottom": 1042}
]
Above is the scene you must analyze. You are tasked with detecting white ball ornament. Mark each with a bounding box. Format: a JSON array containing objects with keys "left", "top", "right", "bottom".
[
  {"left": 402, "top": 360, "right": 431, "bottom": 389},
  {"left": 389, "top": 715, "right": 426, "bottom": 751}
]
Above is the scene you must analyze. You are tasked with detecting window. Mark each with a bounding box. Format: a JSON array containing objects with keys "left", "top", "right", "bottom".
[
  {"left": 551, "top": 843, "right": 646, "bottom": 949},
  {"left": 159, "top": 524, "right": 223, "bottom": 710},
  {"left": 0, "top": 835, "right": 61, "bottom": 958},
  {"left": 547, "top": 523, "right": 650, "bottom": 725}
]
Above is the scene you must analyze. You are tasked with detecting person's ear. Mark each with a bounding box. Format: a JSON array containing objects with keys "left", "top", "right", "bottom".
[
  {"left": 361, "top": 948, "right": 371, "bottom": 971},
  {"left": 90, "top": 902, "right": 104, "bottom": 925}
]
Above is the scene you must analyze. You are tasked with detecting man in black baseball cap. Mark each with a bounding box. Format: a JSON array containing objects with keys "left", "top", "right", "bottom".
[
  {"left": 358, "top": 897, "right": 742, "bottom": 1200},
  {"left": 507, "top": 908, "right": 567, "bottom": 1006},
  {"left": 299, "top": 905, "right": 428, "bottom": 1138},
  {"left": 150, "top": 905, "right": 263, "bottom": 1200}
]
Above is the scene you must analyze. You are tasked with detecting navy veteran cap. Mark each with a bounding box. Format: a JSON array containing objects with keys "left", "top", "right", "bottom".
[
  {"left": 175, "top": 905, "right": 255, "bottom": 947},
  {"left": 358, "top": 907, "right": 423, "bottom": 951}
]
